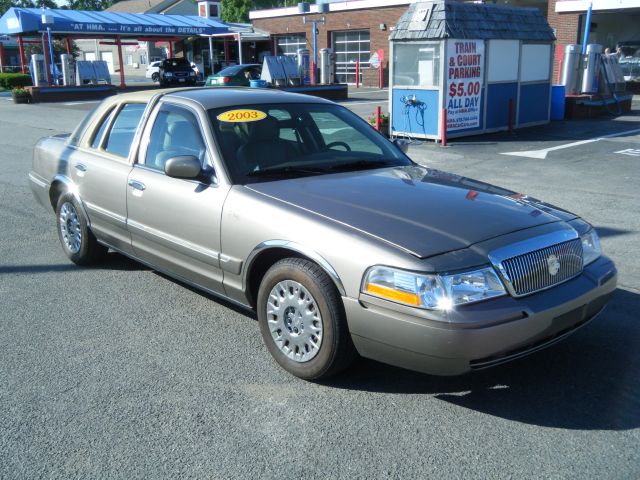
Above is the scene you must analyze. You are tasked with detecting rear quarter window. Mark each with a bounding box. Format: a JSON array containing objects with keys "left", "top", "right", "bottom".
[{"left": 104, "top": 103, "right": 146, "bottom": 158}]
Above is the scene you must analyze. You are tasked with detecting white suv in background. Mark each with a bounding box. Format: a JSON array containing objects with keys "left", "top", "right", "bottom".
[{"left": 145, "top": 61, "right": 161, "bottom": 82}]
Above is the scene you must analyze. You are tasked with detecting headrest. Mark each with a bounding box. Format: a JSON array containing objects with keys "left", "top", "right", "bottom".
[{"left": 245, "top": 116, "right": 279, "bottom": 143}]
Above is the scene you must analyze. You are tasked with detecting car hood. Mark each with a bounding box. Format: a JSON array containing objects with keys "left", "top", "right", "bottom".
[{"left": 247, "top": 165, "right": 578, "bottom": 258}]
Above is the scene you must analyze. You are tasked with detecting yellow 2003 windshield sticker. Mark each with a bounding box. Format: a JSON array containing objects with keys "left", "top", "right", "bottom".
[{"left": 217, "top": 109, "right": 267, "bottom": 122}]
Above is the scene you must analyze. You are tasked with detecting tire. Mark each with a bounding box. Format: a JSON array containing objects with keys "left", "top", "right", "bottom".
[
  {"left": 257, "top": 258, "right": 357, "bottom": 380},
  {"left": 151, "top": 72, "right": 159, "bottom": 82},
  {"left": 55, "top": 193, "right": 107, "bottom": 266}
]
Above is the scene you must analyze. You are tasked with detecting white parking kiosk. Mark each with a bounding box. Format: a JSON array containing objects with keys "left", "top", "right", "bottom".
[{"left": 389, "top": 0, "right": 556, "bottom": 141}]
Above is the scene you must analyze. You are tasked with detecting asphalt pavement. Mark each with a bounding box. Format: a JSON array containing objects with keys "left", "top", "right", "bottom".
[{"left": 0, "top": 91, "right": 638, "bottom": 479}]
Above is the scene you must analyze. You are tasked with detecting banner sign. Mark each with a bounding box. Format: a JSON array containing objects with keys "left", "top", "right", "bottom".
[{"left": 446, "top": 39, "right": 484, "bottom": 131}]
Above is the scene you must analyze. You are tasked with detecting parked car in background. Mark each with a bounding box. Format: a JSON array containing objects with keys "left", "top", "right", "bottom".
[
  {"left": 205, "top": 64, "right": 261, "bottom": 87},
  {"left": 145, "top": 61, "right": 161, "bottom": 82},
  {"left": 158, "top": 58, "right": 196, "bottom": 87},
  {"left": 28, "top": 88, "right": 617, "bottom": 381}
]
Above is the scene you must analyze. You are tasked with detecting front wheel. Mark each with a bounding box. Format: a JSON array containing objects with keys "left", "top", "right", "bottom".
[
  {"left": 56, "top": 193, "right": 107, "bottom": 265},
  {"left": 257, "top": 258, "right": 357, "bottom": 380},
  {"left": 151, "top": 72, "right": 159, "bottom": 82}
]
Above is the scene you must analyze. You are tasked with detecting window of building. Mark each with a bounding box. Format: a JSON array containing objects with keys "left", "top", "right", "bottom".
[
  {"left": 275, "top": 34, "right": 307, "bottom": 57},
  {"left": 392, "top": 42, "right": 440, "bottom": 88},
  {"left": 332, "top": 30, "right": 370, "bottom": 84},
  {"left": 125, "top": 54, "right": 133, "bottom": 66},
  {"left": 104, "top": 103, "right": 146, "bottom": 158},
  {"left": 139, "top": 53, "right": 148, "bottom": 65}
]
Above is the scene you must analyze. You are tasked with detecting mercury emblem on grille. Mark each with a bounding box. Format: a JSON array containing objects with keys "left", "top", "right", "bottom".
[{"left": 547, "top": 254, "right": 561, "bottom": 276}]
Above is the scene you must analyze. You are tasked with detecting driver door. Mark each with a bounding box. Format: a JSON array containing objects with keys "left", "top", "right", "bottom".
[{"left": 125, "top": 101, "right": 230, "bottom": 293}]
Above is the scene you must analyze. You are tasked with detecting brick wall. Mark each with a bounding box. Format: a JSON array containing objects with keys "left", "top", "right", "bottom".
[
  {"left": 547, "top": 0, "right": 581, "bottom": 80},
  {"left": 253, "top": 5, "right": 407, "bottom": 87}
]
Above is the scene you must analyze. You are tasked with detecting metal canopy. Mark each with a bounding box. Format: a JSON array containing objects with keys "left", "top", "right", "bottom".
[{"left": 0, "top": 7, "right": 238, "bottom": 37}]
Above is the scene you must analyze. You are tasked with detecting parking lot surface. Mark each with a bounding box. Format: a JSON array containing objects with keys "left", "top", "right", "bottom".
[{"left": 1, "top": 92, "right": 639, "bottom": 479}]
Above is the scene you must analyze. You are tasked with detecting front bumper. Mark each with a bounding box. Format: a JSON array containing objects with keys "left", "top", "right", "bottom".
[{"left": 345, "top": 256, "right": 617, "bottom": 376}]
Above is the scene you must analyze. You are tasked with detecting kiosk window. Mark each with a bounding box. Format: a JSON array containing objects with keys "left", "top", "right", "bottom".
[{"left": 393, "top": 43, "right": 440, "bottom": 87}]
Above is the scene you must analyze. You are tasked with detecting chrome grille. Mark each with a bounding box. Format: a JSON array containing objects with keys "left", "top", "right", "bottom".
[{"left": 500, "top": 239, "right": 583, "bottom": 296}]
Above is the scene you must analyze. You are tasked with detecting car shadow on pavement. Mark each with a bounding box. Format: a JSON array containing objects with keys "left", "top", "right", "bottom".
[{"left": 326, "top": 288, "right": 640, "bottom": 431}]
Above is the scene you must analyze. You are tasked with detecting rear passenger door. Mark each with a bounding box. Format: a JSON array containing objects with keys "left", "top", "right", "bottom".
[
  {"left": 70, "top": 102, "right": 145, "bottom": 255},
  {"left": 125, "top": 101, "right": 230, "bottom": 293}
]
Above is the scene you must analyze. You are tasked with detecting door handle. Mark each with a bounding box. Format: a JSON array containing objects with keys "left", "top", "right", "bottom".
[
  {"left": 128, "top": 179, "right": 146, "bottom": 191},
  {"left": 74, "top": 163, "right": 87, "bottom": 172}
]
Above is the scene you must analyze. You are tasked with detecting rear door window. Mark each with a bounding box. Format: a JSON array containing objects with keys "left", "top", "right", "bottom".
[{"left": 104, "top": 103, "right": 146, "bottom": 158}]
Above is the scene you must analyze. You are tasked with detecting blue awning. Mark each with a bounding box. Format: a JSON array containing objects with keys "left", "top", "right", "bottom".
[{"left": 0, "top": 8, "right": 239, "bottom": 37}]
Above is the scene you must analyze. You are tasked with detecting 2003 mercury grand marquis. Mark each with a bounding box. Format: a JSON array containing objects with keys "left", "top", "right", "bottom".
[{"left": 29, "top": 88, "right": 617, "bottom": 380}]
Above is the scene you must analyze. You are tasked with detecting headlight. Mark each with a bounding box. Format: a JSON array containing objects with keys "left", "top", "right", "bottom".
[
  {"left": 189, "top": 71, "right": 195, "bottom": 76},
  {"left": 362, "top": 266, "right": 506, "bottom": 310},
  {"left": 581, "top": 229, "right": 601, "bottom": 266}
]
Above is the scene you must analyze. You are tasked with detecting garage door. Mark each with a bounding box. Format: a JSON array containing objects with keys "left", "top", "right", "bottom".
[
  {"left": 275, "top": 34, "right": 307, "bottom": 57},
  {"left": 332, "top": 30, "right": 370, "bottom": 84}
]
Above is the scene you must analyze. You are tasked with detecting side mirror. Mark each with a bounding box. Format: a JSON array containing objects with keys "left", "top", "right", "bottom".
[
  {"left": 164, "top": 155, "right": 202, "bottom": 180},
  {"left": 393, "top": 138, "right": 410, "bottom": 154}
]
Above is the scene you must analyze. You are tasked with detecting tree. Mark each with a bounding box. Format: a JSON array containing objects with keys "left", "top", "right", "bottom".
[
  {"left": 221, "top": 0, "right": 313, "bottom": 24},
  {"left": 1, "top": 0, "right": 58, "bottom": 17},
  {"left": 66, "top": 0, "right": 119, "bottom": 11},
  {"left": 24, "top": 37, "right": 82, "bottom": 59}
]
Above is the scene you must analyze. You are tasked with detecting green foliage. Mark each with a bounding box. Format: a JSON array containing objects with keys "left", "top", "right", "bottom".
[
  {"left": 66, "top": 0, "right": 118, "bottom": 11},
  {"left": 11, "top": 87, "right": 29, "bottom": 96},
  {"left": 24, "top": 38, "right": 82, "bottom": 60},
  {"left": 221, "top": 0, "right": 313, "bottom": 23},
  {"left": 0, "top": 73, "right": 32, "bottom": 89},
  {"left": 1, "top": 0, "right": 58, "bottom": 17}
]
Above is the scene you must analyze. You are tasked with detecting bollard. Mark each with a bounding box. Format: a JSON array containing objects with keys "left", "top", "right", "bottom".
[
  {"left": 355, "top": 60, "right": 359, "bottom": 88},
  {"left": 311, "top": 61, "right": 315, "bottom": 86},
  {"left": 375, "top": 106, "right": 381, "bottom": 131},
  {"left": 441, "top": 108, "right": 447, "bottom": 147}
]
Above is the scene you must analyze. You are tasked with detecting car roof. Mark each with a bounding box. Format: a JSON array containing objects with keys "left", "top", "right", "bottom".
[
  {"left": 166, "top": 88, "right": 333, "bottom": 109},
  {"left": 108, "top": 87, "right": 333, "bottom": 110}
]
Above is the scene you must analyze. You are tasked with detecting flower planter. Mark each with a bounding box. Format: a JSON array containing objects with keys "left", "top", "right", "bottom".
[{"left": 12, "top": 95, "right": 30, "bottom": 104}]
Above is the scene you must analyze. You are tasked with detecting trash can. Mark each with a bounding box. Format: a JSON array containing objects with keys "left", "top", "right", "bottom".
[{"left": 551, "top": 85, "right": 566, "bottom": 121}]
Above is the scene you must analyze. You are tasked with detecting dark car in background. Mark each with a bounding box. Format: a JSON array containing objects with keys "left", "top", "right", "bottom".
[
  {"left": 158, "top": 58, "right": 197, "bottom": 87},
  {"left": 205, "top": 64, "right": 261, "bottom": 87}
]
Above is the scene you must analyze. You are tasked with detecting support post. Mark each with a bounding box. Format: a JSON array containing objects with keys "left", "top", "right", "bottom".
[
  {"left": 440, "top": 108, "right": 447, "bottom": 147},
  {"left": 42, "top": 32, "right": 52, "bottom": 86},
  {"left": 46, "top": 27, "right": 57, "bottom": 85},
  {"left": 355, "top": 60, "right": 359, "bottom": 88},
  {"left": 508, "top": 98, "right": 514, "bottom": 134},
  {"left": 168, "top": 41, "right": 173, "bottom": 58},
  {"left": 208, "top": 36, "right": 214, "bottom": 75},
  {"left": 375, "top": 105, "right": 381, "bottom": 131},
  {"left": 0, "top": 42, "right": 4, "bottom": 74},
  {"left": 116, "top": 36, "right": 126, "bottom": 89},
  {"left": 237, "top": 33, "right": 242, "bottom": 64},
  {"left": 312, "top": 23, "right": 317, "bottom": 85},
  {"left": 379, "top": 62, "right": 383, "bottom": 89},
  {"left": 65, "top": 37, "right": 71, "bottom": 55},
  {"left": 18, "top": 34, "right": 26, "bottom": 74},
  {"left": 224, "top": 37, "right": 229, "bottom": 66}
]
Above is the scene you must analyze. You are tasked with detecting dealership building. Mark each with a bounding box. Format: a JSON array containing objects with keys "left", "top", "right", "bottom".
[{"left": 250, "top": 0, "right": 640, "bottom": 86}]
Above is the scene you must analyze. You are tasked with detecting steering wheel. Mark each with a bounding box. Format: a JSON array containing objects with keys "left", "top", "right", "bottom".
[{"left": 326, "top": 141, "right": 351, "bottom": 152}]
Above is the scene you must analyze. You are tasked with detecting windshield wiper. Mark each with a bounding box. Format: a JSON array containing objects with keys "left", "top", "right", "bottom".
[
  {"left": 245, "top": 165, "right": 328, "bottom": 178},
  {"left": 326, "top": 159, "right": 396, "bottom": 172}
]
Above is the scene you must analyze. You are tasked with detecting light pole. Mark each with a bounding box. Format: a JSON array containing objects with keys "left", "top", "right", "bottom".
[
  {"left": 302, "top": 15, "right": 325, "bottom": 84},
  {"left": 41, "top": 10, "right": 58, "bottom": 85}
]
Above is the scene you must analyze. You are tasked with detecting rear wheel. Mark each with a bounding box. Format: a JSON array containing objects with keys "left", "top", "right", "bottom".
[
  {"left": 257, "top": 258, "right": 357, "bottom": 380},
  {"left": 56, "top": 193, "right": 107, "bottom": 265}
]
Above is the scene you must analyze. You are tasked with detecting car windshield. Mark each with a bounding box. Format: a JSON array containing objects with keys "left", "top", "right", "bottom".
[
  {"left": 208, "top": 103, "right": 412, "bottom": 184},
  {"left": 163, "top": 58, "right": 191, "bottom": 71},
  {"left": 216, "top": 65, "right": 246, "bottom": 76}
]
